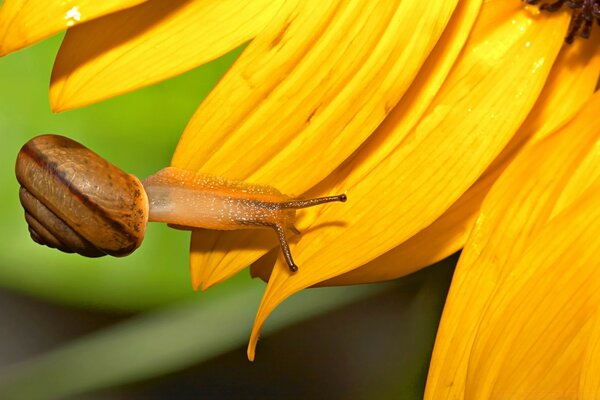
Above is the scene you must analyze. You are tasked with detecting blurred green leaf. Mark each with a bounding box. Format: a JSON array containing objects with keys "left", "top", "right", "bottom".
[{"left": 0, "top": 33, "right": 243, "bottom": 310}]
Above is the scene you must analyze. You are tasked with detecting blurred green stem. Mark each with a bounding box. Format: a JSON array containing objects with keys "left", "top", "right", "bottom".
[{"left": 0, "top": 282, "right": 387, "bottom": 400}]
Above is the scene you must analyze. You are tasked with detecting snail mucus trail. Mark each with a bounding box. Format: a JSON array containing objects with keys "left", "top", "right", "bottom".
[{"left": 15, "top": 135, "right": 346, "bottom": 272}]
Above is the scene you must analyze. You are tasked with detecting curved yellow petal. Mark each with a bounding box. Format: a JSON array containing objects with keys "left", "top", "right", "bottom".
[
  {"left": 249, "top": 0, "right": 482, "bottom": 285},
  {"left": 189, "top": 229, "right": 276, "bottom": 291},
  {"left": 425, "top": 91, "right": 600, "bottom": 399},
  {"left": 50, "top": 0, "right": 284, "bottom": 111},
  {"left": 580, "top": 313, "right": 600, "bottom": 400},
  {"left": 0, "top": 0, "right": 146, "bottom": 56},
  {"left": 552, "top": 130, "right": 600, "bottom": 217},
  {"left": 177, "top": 0, "right": 461, "bottom": 290},
  {"left": 173, "top": 0, "right": 458, "bottom": 190},
  {"left": 323, "top": 31, "right": 600, "bottom": 286},
  {"left": 249, "top": 249, "right": 278, "bottom": 283},
  {"left": 248, "top": 0, "right": 568, "bottom": 360},
  {"left": 465, "top": 184, "right": 600, "bottom": 398}
]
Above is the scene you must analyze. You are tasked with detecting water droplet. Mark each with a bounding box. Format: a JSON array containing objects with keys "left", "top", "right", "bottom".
[
  {"left": 65, "top": 6, "right": 81, "bottom": 27},
  {"left": 532, "top": 57, "right": 546, "bottom": 73}
]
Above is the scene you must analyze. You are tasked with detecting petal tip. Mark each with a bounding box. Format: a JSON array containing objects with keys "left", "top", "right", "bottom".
[
  {"left": 50, "top": 105, "right": 65, "bottom": 114},
  {"left": 50, "top": 80, "right": 88, "bottom": 113},
  {"left": 190, "top": 266, "right": 201, "bottom": 291},
  {"left": 49, "top": 93, "right": 67, "bottom": 113},
  {"left": 247, "top": 340, "right": 257, "bottom": 362}
]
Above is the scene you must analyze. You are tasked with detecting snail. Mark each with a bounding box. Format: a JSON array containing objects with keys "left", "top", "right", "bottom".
[{"left": 15, "top": 134, "right": 346, "bottom": 272}]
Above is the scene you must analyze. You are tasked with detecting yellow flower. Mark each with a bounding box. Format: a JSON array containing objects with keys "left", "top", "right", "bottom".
[
  {"left": 1, "top": 0, "right": 599, "bottom": 396},
  {"left": 426, "top": 91, "right": 600, "bottom": 399}
]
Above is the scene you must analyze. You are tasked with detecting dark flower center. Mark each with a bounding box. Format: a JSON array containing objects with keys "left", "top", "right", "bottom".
[{"left": 525, "top": 0, "right": 600, "bottom": 43}]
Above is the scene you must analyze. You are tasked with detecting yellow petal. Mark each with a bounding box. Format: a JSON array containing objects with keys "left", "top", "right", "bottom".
[
  {"left": 0, "top": 0, "right": 146, "bottom": 56},
  {"left": 249, "top": 0, "right": 482, "bottom": 285},
  {"left": 249, "top": 249, "right": 278, "bottom": 283},
  {"left": 464, "top": 183, "right": 600, "bottom": 398},
  {"left": 425, "top": 91, "right": 600, "bottom": 399},
  {"left": 323, "top": 30, "right": 600, "bottom": 286},
  {"left": 178, "top": 0, "right": 461, "bottom": 289},
  {"left": 248, "top": 0, "right": 568, "bottom": 360},
  {"left": 50, "top": 0, "right": 284, "bottom": 111},
  {"left": 173, "top": 0, "right": 458, "bottom": 190},
  {"left": 189, "top": 229, "right": 276, "bottom": 291},
  {"left": 552, "top": 129, "right": 600, "bottom": 217},
  {"left": 580, "top": 313, "right": 600, "bottom": 400}
]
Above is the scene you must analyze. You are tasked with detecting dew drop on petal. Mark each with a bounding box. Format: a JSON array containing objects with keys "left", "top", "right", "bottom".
[
  {"left": 64, "top": 6, "right": 81, "bottom": 27},
  {"left": 524, "top": 5, "right": 541, "bottom": 16},
  {"left": 531, "top": 57, "right": 546, "bottom": 74}
]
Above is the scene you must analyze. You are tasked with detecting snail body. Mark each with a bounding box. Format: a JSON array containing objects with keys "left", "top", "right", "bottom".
[
  {"left": 144, "top": 167, "right": 296, "bottom": 231},
  {"left": 16, "top": 134, "right": 346, "bottom": 272}
]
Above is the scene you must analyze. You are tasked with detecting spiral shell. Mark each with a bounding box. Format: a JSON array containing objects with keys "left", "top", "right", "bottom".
[{"left": 15, "top": 134, "right": 149, "bottom": 257}]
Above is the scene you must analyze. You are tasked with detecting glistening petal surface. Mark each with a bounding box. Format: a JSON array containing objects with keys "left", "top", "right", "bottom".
[
  {"left": 325, "top": 34, "right": 600, "bottom": 286},
  {"left": 465, "top": 183, "right": 600, "bottom": 399},
  {"left": 173, "top": 0, "right": 457, "bottom": 189},
  {"left": 0, "top": 0, "right": 146, "bottom": 56},
  {"left": 249, "top": 0, "right": 481, "bottom": 285},
  {"left": 50, "top": 0, "right": 284, "bottom": 111},
  {"left": 580, "top": 313, "right": 600, "bottom": 399},
  {"left": 173, "top": 0, "right": 460, "bottom": 289},
  {"left": 248, "top": 0, "right": 568, "bottom": 360},
  {"left": 217, "top": 0, "right": 482, "bottom": 289},
  {"left": 425, "top": 91, "right": 600, "bottom": 399}
]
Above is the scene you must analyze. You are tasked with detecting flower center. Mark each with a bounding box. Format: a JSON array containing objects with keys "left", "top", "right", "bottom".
[{"left": 525, "top": 0, "right": 600, "bottom": 43}]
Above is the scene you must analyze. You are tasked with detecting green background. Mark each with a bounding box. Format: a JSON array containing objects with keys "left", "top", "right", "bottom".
[{"left": 0, "top": 33, "right": 245, "bottom": 310}]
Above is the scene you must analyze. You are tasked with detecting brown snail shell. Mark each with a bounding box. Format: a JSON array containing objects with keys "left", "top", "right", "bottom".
[{"left": 15, "top": 134, "right": 149, "bottom": 257}]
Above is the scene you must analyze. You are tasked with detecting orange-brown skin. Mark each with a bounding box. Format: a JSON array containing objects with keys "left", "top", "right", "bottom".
[
  {"left": 143, "top": 167, "right": 296, "bottom": 231},
  {"left": 15, "top": 134, "right": 346, "bottom": 271}
]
